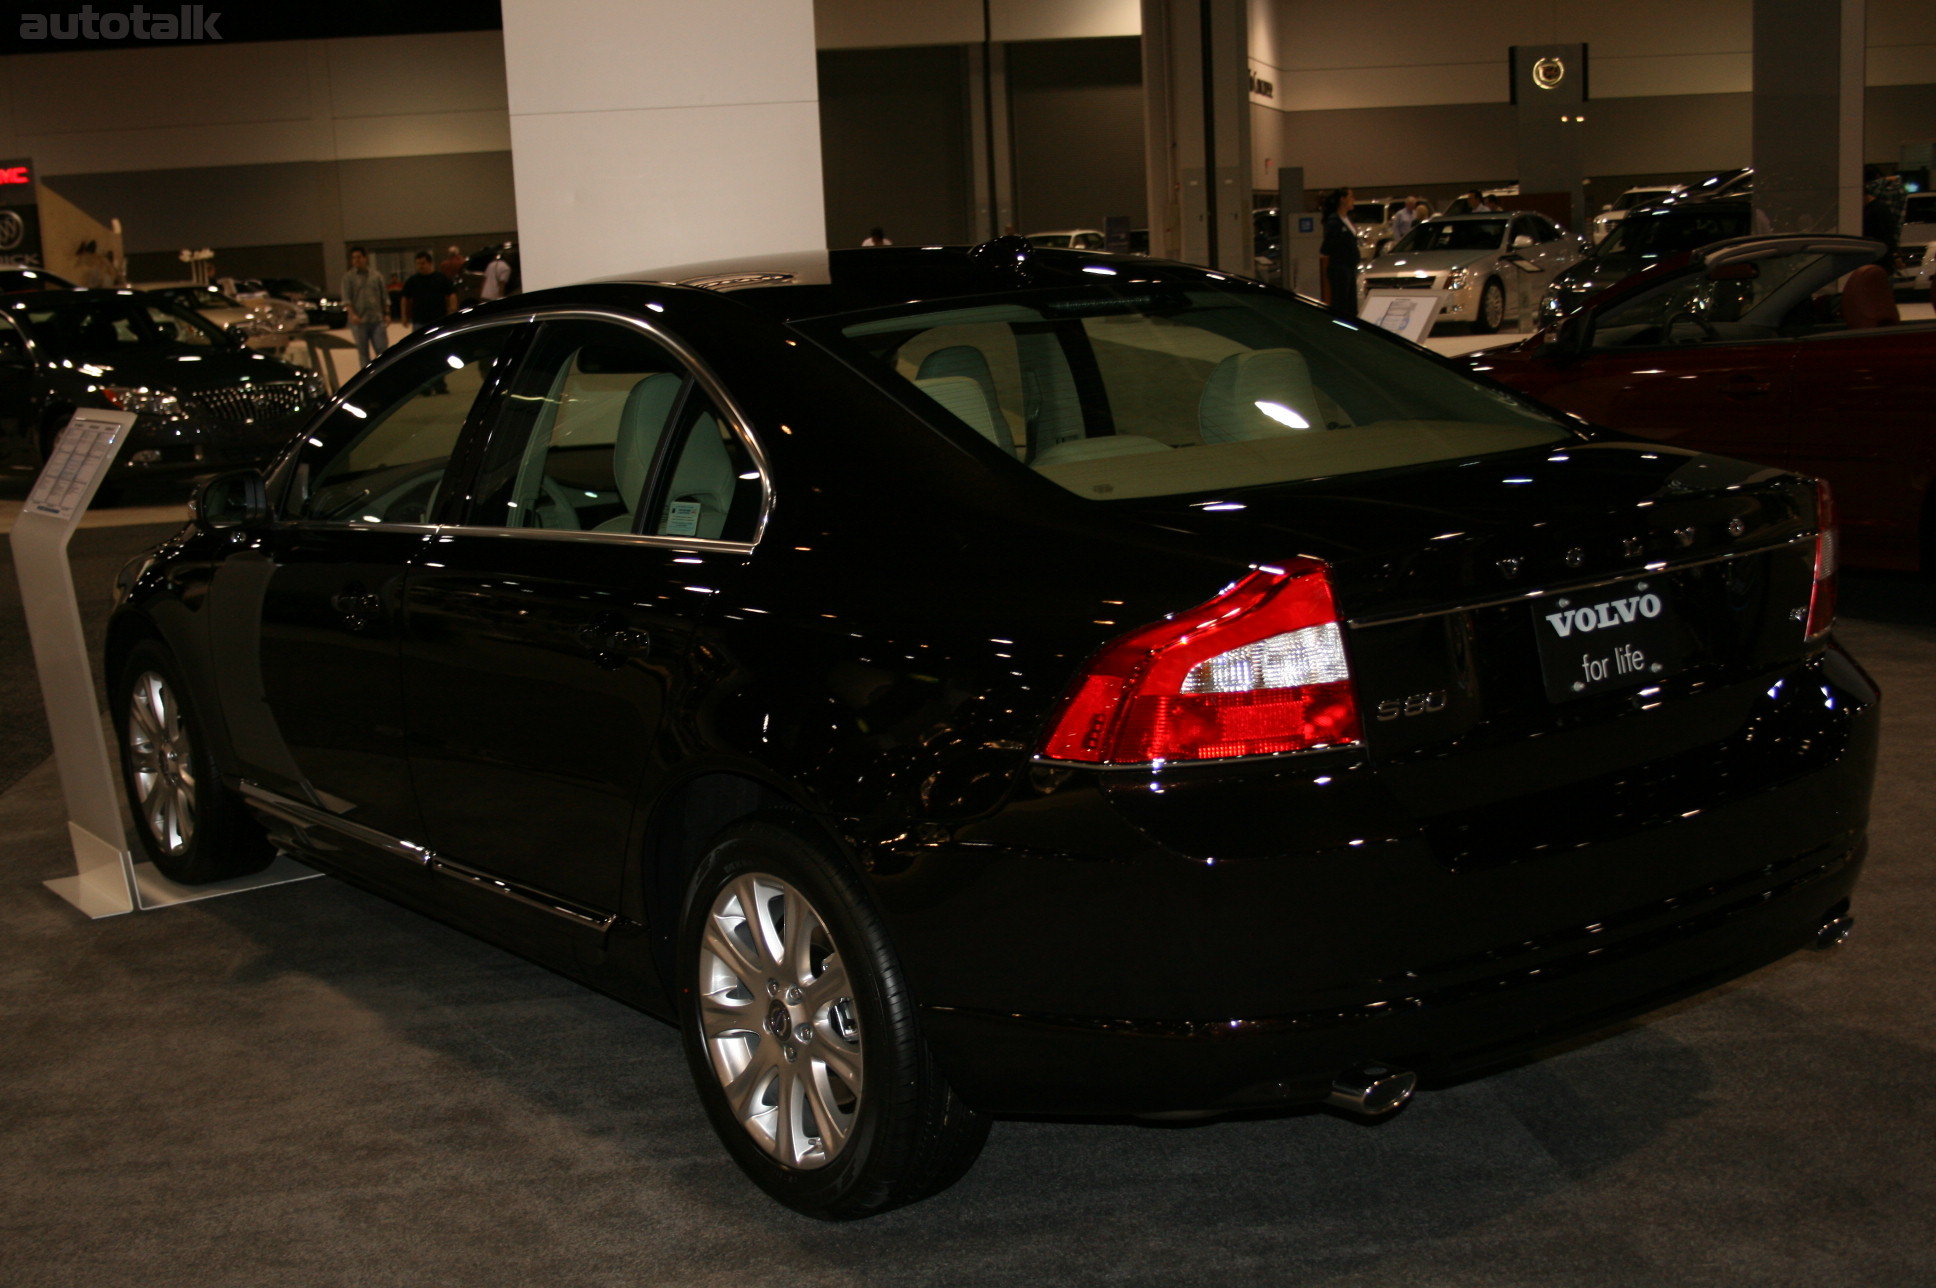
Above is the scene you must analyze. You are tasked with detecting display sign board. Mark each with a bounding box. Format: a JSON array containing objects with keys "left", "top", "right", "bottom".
[
  {"left": 1361, "top": 289, "right": 1444, "bottom": 341},
  {"left": 16, "top": 409, "right": 318, "bottom": 918}
]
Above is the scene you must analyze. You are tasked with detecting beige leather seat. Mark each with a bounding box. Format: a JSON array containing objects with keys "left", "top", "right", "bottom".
[
  {"left": 916, "top": 346, "right": 1010, "bottom": 452},
  {"left": 592, "top": 372, "right": 684, "bottom": 533},
  {"left": 1198, "top": 348, "right": 1324, "bottom": 442}
]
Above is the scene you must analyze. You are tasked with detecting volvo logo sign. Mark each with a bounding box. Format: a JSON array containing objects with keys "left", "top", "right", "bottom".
[{"left": 1532, "top": 56, "right": 1567, "bottom": 90}]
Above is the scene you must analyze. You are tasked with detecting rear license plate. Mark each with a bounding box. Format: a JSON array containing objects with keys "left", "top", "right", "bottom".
[{"left": 1533, "top": 580, "right": 1688, "bottom": 702}]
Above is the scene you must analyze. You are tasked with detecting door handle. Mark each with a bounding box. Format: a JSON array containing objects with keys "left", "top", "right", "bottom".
[
  {"left": 330, "top": 587, "right": 382, "bottom": 627},
  {"left": 575, "top": 620, "right": 651, "bottom": 660}
]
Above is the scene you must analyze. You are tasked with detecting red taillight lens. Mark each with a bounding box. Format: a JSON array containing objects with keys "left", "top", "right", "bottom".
[
  {"left": 1039, "top": 560, "right": 1361, "bottom": 765},
  {"left": 1806, "top": 480, "right": 1837, "bottom": 640}
]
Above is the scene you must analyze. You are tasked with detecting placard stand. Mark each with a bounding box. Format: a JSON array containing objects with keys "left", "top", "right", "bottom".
[{"left": 14, "top": 411, "right": 318, "bottom": 918}]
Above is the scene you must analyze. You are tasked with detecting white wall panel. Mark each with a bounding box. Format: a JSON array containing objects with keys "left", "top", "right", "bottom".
[
  {"left": 507, "top": 103, "right": 826, "bottom": 288},
  {"left": 504, "top": 0, "right": 817, "bottom": 115}
]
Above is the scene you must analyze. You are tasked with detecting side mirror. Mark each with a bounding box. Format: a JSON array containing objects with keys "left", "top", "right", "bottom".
[
  {"left": 193, "top": 469, "right": 270, "bottom": 529},
  {"left": 1549, "top": 310, "right": 1593, "bottom": 358},
  {"left": 1512, "top": 234, "right": 1535, "bottom": 248}
]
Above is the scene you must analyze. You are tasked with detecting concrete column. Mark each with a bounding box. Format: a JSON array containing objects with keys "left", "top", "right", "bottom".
[
  {"left": 1141, "top": 0, "right": 1250, "bottom": 274},
  {"left": 1753, "top": 0, "right": 1865, "bottom": 235},
  {"left": 501, "top": 0, "right": 827, "bottom": 291},
  {"left": 966, "top": 41, "right": 1017, "bottom": 240}
]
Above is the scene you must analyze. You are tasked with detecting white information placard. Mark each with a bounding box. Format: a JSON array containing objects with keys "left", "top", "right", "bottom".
[
  {"left": 1361, "top": 289, "right": 1445, "bottom": 342},
  {"left": 24, "top": 415, "right": 124, "bottom": 520},
  {"left": 15, "top": 410, "right": 319, "bottom": 918}
]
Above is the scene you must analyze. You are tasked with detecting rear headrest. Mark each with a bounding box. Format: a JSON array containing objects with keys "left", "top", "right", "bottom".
[
  {"left": 614, "top": 372, "right": 683, "bottom": 503},
  {"left": 1199, "top": 348, "right": 1323, "bottom": 443},
  {"left": 1842, "top": 263, "right": 1899, "bottom": 329},
  {"left": 915, "top": 375, "right": 1012, "bottom": 454}
]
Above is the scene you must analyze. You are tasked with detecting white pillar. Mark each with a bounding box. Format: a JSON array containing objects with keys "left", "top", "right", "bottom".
[{"left": 501, "top": 0, "right": 828, "bottom": 291}]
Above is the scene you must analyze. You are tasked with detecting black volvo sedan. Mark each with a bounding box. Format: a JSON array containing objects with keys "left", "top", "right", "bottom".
[
  {"left": 0, "top": 288, "right": 323, "bottom": 483},
  {"left": 106, "top": 241, "right": 1875, "bottom": 1219}
]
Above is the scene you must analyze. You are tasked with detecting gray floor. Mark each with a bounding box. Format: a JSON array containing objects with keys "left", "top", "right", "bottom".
[{"left": 3, "top": 517, "right": 1933, "bottom": 1287}]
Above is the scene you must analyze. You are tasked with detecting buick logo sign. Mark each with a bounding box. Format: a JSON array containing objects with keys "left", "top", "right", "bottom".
[
  {"left": 0, "top": 210, "right": 22, "bottom": 252},
  {"left": 1532, "top": 56, "right": 1567, "bottom": 90}
]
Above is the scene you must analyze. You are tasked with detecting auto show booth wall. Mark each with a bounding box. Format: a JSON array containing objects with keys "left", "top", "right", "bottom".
[
  {"left": 1246, "top": 0, "right": 1936, "bottom": 195},
  {"left": 0, "top": 28, "right": 518, "bottom": 285}
]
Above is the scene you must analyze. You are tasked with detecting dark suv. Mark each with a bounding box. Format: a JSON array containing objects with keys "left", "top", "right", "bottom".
[{"left": 1540, "top": 196, "right": 1753, "bottom": 324}]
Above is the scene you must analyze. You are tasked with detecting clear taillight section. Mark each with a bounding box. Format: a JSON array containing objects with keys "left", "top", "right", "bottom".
[
  {"left": 1038, "top": 560, "right": 1361, "bottom": 765},
  {"left": 1806, "top": 479, "right": 1837, "bottom": 641}
]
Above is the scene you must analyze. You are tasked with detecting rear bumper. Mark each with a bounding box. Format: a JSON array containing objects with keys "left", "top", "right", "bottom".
[
  {"left": 921, "top": 835, "right": 1862, "bottom": 1115},
  {"left": 891, "top": 646, "right": 1878, "bottom": 1117}
]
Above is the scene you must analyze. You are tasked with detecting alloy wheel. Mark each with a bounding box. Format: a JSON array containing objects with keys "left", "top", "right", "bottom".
[
  {"left": 125, "top": 669, "right": 195, "bottom": 856},
  {"left": 697, "top": 873, "right": 863, "bottom": 1169},
  {"left": 1481, "top": 280, "right": 1506, "bottom": 330}
]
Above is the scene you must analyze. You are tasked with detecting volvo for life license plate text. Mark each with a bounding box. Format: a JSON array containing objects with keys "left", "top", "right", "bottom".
[{"left": 1534, "top": 580, "right": 1687, "bottom": 702}]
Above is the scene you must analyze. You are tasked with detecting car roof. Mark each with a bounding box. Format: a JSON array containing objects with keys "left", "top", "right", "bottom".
[{"left": 566, "top": 244, "right": 1235, "bottom": 324}]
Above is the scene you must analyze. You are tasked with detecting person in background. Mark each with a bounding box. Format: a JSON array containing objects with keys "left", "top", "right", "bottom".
[
  {"left": 386, "top": 271, "right": 403, "bottom": 321},
  {"left": 862, "top": 227, "right": 892, "bottom": 246},
  {"left": 1389, "top": 195, "right": 1420, "bottom": 243},
  {"left": 339, "top": 245, "right": 389, "bottom": 366},
  {"left": 439, "top": 244, "right": 466, "bottom": 288},
  {"left": 1319, "top": 188, "right": 1361, "bottom": 320},
  {"left": 480, "top": 252, "right": 513, "bottom": 302},
  {"left": 400, "top": 250, "right": 457, "bottom": 393}
]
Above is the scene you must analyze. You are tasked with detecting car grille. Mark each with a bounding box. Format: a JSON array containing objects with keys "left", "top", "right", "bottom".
[
  {"left": 185, "top": 382, "right": 312, "bottom": 426},
  {"left": 1362, "top": 275, "right": 1439, "bottom": 291}
]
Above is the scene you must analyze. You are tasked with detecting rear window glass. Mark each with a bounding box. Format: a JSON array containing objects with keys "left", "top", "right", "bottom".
[{"left": 798, "top": 282, "right": 1570, "bottom": 501}]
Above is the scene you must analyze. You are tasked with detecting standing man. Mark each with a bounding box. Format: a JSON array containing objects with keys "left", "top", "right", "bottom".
[
  {"left": 400, "top": 251, "right": 458, "bottom": 393},
  {"left": 340, "top": 246, "right": 389, "bottom": 366},
  {"left": 1319, "top": 188, "right": 1362, "bottom": 320},
  {"left": 1389, "top": 195, "right": 1420, "bottom": 243}
]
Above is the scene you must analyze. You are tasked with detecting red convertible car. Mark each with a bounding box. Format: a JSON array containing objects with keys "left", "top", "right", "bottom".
[{"left": 1470, "top": 235, "right": 1935, "bottom": 571}]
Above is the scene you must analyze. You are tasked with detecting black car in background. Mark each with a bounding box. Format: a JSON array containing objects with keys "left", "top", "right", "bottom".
[
  {"left": 0, "top": 288, "right": 323, "bottom": 481},
  {"left": 107, "top": 242, "right": 1874, "bottom": 1219},
  {"left": 252, "top": 276, "right": 348, "bottom": 329},
  {"left": 1539, "top": 196, "right": 1754, "bottom": 324},
  {"left": 0, "top": 267, "right": 74, "bottom": 292}
]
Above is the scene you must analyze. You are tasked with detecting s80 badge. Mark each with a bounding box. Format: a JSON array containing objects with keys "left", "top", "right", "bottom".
[{"left": 1375, "top": 690, "right": 1448, "bottom": 721}]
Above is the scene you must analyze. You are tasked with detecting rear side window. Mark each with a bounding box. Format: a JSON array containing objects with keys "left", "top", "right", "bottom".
[{"left": 802, "top": 283, "right": 1568, "bottom": 501}]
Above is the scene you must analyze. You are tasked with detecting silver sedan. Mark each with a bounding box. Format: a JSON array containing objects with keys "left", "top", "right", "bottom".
[{"left": 1357, "top": 211, "right": 1588, "bottom": 333}]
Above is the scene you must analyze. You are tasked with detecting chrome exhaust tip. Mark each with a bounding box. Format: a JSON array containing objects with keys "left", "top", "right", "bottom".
[
  {"left": 1812, "top": 914, "right": 1855, "bottom": 950},
  {"left": 1325, "top": 1064, "right": 1417, "bottom": 1118}
]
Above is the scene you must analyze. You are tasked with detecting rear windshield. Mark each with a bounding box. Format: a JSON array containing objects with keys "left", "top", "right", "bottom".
[{"left": 798, "top": 281, "right": 1571, "bottom": 501}]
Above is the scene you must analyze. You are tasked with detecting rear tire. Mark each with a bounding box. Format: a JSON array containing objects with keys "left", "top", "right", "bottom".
[
  {"left": 677, "top": 815, "right": 988, "bottom": 1219},
  {"left": 115, "top": 639, "right": 275, "bottom": 884}
]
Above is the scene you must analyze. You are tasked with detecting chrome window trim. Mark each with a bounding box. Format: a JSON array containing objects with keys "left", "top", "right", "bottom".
[
  {"left": 1345, "top": 533, "right": 1815, "bottom": 629},
  {"left": 290, "top": 304, "right": 775, "bottom": 548},
  {"left": 423, "top": 525, "right": 755, "bottom": 556},
  {"left": 239, "top": 780, "right": 616, "bottom": 931}
]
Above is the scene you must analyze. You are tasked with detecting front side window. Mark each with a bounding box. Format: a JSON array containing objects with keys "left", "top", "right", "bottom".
[
  {"left": 281, "top": 325, "right": 518, "bottom": 524},
  {"left": 801, "top": 282, "right": 1569, "bottom": 502}
]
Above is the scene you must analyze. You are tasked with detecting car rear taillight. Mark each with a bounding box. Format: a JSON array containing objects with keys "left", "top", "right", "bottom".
[
  {"left": 1805, "top": 480, "right": 1837, "bottom": 641},
  {"left": 1038, "top": 560, "right": 1360, "bottom": 765}
]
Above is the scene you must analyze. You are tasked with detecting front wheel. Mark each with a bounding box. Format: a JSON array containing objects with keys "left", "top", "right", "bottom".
[
  {"left": 678, "top": 816, "right": 988, "bottom": 1219},
  {"left": 115, "top": 638, "right": 275, "bottom": 884},
  {"left": 1472, "top": 277, "right": 1507, "bottom": 333}
]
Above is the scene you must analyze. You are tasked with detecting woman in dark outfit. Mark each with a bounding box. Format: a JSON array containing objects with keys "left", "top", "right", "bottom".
[{"left": 1319, "top": 187, "right": 1361, "bottom": 319}]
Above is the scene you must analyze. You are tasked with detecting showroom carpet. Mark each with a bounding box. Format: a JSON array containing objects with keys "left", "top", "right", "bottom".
[{"left": 0, "top": 533, "right": 1932, "bottom": 1286}]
